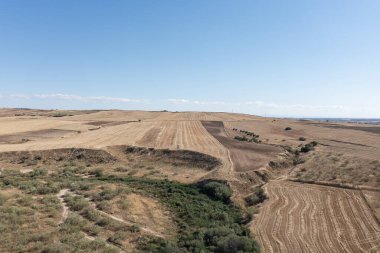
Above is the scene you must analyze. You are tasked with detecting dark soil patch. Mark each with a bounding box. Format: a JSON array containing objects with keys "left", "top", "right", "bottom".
[
  {"left": 201, "top": 121, "right": 281, "bottom": 172},
  {"left": 121, "top": 145, "right": 221, "bottom": 171}
]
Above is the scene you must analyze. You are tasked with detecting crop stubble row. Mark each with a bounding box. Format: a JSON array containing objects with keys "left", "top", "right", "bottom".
[{"left": 252, "top": 181, "right": 380, "bottom": 253}]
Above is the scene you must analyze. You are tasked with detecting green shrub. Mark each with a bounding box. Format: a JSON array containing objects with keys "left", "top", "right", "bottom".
[
  {"left": 96, "top": 200, "right": 112, "bottom": 212},
  {"left": 129, "top": 224, "right": 140, "bottom": 233},
  {"left": 293, "top": 156, "right": 305, "bottom": 165},
  {"left": 60, "top": 214, "right": 87, "bottom": 234},
  {"left": 30, "top": 168, "right": 48, "bottom": 177},
  {"left": 81, "top": 207, "right": 101, "bottom": 222},
  {"left": 90, "top": 169, "right": 103, "bottom": 177},
  {"left": 94, "top": 188, "right": 123, "bottom": 201},
  {"left": 107, "top": 231, "right": 128, "bottom": 246},
  {"left": 198, "top": 181, "right": 232, "bottom": 203},
  {"left": 0, "top": 193, "right": 7, "bottom": 206},
  {"left": 245, "top": 188, "right": 266, "bottom": 206},
  {"left": 96, "top": 217, "right": 111, "bottom": 227},
  {"left": 37, "top": 183, "right": 60, "bottom": 194},
  {"left": 204, "top": 227, "right": 234, "bottom": 246},
  {"left": 300, "top": 141, "right": 318, "bottom": 153},
  {"left": 216, "top": 234, "right": 260, "bottom": 253},
  {"left": 65, "top": 195, "right": 89, "bottom": 211},
  {"left": 95, "top": 176, "right": 259, "bottom": 253},
  {"left": 234, "top": 136, "right": 248, "bottom": 142},
  {"left": 42, "top": 243, "right": 70, "bottom": 253},
  {"left": 83, "top": 224, "right": 101, "bottom": 236}
]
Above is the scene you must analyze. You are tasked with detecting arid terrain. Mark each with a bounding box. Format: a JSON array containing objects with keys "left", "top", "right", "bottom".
[{"left": 0, "top": 108, "right": 379, "bottom": 252}]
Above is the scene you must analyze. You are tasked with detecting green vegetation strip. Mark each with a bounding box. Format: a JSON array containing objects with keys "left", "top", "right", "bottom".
[
  {"left": 96, "top": 176, "right": 261, "bottom": 253},
  {"left": 0, "top": 166, "right": 260, "bottom": 253}
]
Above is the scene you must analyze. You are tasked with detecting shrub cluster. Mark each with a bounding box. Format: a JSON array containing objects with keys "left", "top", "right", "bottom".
[
  {"left": 197, "top": 180, "right": 232, "bottom": 203},
  {"left": 234, "top": 136, "right": 261, "bottom": 143},
  {"left": 233, "top": 128, "right": 261, "bottom": 143},
  {"left": 300, "top": 141, "right": 318, "bottom": 153},
  {"left": 244, "top": 187, "right": 267, "bottom": 206},
  {"left": 99, "top": 177, "right": 260, "bottom": 253}
]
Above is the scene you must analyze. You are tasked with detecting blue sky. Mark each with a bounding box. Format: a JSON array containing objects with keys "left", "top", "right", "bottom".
[{"left": 0, "top": 1, "right": 379, "bottom": 117}]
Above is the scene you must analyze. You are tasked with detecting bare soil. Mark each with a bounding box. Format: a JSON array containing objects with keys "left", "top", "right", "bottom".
[
  {"left": 0, "top": 129, "right": 77, "bottom": 144},
  {"left": 201, "top": 121, "right": 281, "bottom": 172}
]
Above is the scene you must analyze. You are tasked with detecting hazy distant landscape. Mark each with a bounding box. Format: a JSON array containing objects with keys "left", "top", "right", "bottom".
[{"left": 301, "top": 118, "right": 380, "bottom": 125}]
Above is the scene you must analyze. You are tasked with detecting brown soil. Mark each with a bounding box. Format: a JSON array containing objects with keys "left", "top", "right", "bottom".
[
  {"left": 252, "top": 180, "right": 380, "bottom": 253},
  {"left": 85, "top": 121, "right": 137, "bottom": 127},
  {"left": 307, "top": 122, "right": 380, "bottom": 135},
  {"left": 0, "top": 129, "right": 77, "bottom": 144},
  {"left": 201, "top": 121, "right": 281, "bottom": 172}
]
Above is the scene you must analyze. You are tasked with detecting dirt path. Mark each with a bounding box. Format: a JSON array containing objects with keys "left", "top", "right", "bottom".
[
  {"left": 57, "top": 187, "right": 163, "bottom": 238},
  {"left": 84, "top": 195, "right": 164, "bottom": 238},
  {"left": 56, "top": 189, "right": 130, "bottom": 253},
  {"left": 56, "top": 189, "right": 69, "bottom": 225}
]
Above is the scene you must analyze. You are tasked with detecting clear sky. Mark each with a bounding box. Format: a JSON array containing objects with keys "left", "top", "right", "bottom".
[{"left": 0, "top": 0, "right": 379, "bottom": 117}]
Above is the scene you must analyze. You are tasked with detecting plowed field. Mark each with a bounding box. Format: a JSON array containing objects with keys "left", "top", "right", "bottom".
[{"left": 252, "top": 180, "right": 380, "bottom": 253}]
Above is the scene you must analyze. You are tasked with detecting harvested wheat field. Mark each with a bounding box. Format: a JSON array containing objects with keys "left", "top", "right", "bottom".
[
  {"left": 1, "top": 109, "right": 380, "bottom": 252},
  {"left": 252, "top": 180, "right": 380, "bottom": 253}
]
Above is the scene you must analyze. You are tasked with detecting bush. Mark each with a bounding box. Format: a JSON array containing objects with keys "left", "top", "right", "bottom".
[
  {"left": 0, "top": 193, "right": 7, "bottom": 206},
  {"left": 37, "top": 183, "right": 60, "bottom": 194},
  {"left": 234, "top": 136, "right": 248, "bottom": 142},
  {"left": 293, "top": 156, "right": 305, "bottom": 165},
  {"left": 42, "top": 243, "right": 70, "bottom": 253},
  {"left": 81, "top": 207, "right": 101, "bottom": 222},
  {"left": 29, "top": 168, "right": 48, "bottom": 177},
  {"left": 90, "top": 169, "right": 103, "bottom": 177},
  {"left": 285, "top": 127, "right": 292, "bottom": 131},
  {"left": 94, "top": 188, "right": 123, "bottom": 201},
  {"left": 65, "top": 195, "right": 89, "bottom": 211},
  {"left": 107, "top": 231, "right": 128, "bottom": 246},
  {"left": 96, "top": 200, "right": 112, "bottom": 212},
  {"left": 300, "top": 141, "right": 318, "bottom": 153},
  {"left": 100, "top": 176, "right": 259, "bottom": 253},
  {"left": 204, "top": 227, "right": 234, "bottom": 246},
  {"left": 299, "top": 137, "right": 306, "bottom": 141},
  {"left": 198, "top": 181, "right": 232, "bottom": 203},
  {"left": 61, "top": 214, "right": 87, "bottom": 233},
  {"left": 245, "top": 187, "right": 267, "bottom": 206},
  {"left": 96, "top": 217, "right": 111, "bottom": 227},
  {"left": 129, "top": 224, "right": 140, "bottom": 233},
  {"left": 87, "top": 239, "right": 107, "bottom": 250},
  {"left": 216, "top": 234, "right": 260, "bottom": 253},
  {"left": 83, "top": 224, "right": 101, "bottom": 236}
]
